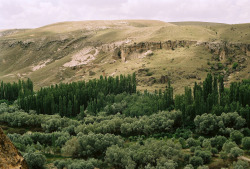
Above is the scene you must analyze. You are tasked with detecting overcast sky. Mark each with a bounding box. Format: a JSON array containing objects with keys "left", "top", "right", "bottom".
[{"left": 0, "top": 0, "right": 250, "bottom": 29}]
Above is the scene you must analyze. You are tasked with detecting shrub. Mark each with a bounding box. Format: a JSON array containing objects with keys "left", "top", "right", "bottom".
[
  {"left": 242, "top": 137, "right": 250, "bottom": 150},
  {"left": 230, "top": 130, "right": 243, "bottom": 145},
  {"left": 189, "top": 156, "right": 203, "bottom": 168},
  {"left": 232, "top": 62, "right": 238, "bottom": 69},
  {"left": 210, "top": 148, "right": 218, "bottom": 156},
  {"left": 230, "top": 147, "right": 244, "bottom": 158},
  {"left": 210, "top": 136, "right": 227, "bottom": 150},
  {"left": 233, "top": 160, "right": 249, "bottom": 169},
  {"left": 222, "top": 141, "right": 237, "bottom": 153},
  {"left": 197, "top": 166, "right": 209, "bottom": 169},
  {"left": 186, "top": 138, "right": 200, "bottom": 148},
  {"left": 24, "top": 151, "right": 46, "bottom": 169},
  {"left": 184, "top": 164, "right": 194, "bottom": 169},
  {"left": 194, "top": 150, "right": 212, "bottom": 164}
]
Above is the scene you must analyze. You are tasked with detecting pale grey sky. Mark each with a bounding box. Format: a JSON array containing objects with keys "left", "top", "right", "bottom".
[{"left": 0, "top": 0, "right": 250, "bottom": 29}]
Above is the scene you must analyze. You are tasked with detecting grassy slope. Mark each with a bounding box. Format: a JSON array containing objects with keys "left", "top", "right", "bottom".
[{"left": 0, "top": 20, "right": 249, "bottom": 93}]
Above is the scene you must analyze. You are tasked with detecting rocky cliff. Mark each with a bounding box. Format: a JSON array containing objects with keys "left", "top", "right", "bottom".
[
  {"left": 112, "top": 40, "right": 250, "bottom": 62},
  {"left": 0, "top": 128, "right": 28, "bottom": 169}
]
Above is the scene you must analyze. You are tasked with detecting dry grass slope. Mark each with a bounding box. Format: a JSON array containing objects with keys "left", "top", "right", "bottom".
[{"left": 0, "top": 20, "right": 249, "bottom": 93}]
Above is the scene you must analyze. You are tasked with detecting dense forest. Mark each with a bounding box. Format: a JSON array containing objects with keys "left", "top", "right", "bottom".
[{"left": 0, "top": 73, "right": 250, "bottom": 169}]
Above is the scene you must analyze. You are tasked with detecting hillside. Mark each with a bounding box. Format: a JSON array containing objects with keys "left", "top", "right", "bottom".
[
  {"left": 0, "top": 20, "right": 249, "bottom": 92},
  {"left": 0, "top": 127, "right": 28, "bottom": 169}
]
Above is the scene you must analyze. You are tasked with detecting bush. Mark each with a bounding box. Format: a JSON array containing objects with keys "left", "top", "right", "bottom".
[
  {"left": 189, "top": 156, "right": 203, "bottom": 168},
  {"left": 233, "top": 160, "right": 249, "bottom": 169},
  {"left": 23, "top": 151, "right": 46, "bottom": 169},
  {"left": 62, "top": 133, "right": 124, "bottom": 158},
  {"left": 230, "top": 130, "right": 243, "bottom": 145},
  {"left": 242, "top": 137, "right": 250, "bottom": 150},
  {"left": 230, "top": 147, "right": 244, "bottom": 158},
  {"left": 210, "top": 136, "right": 227, "bottom": 150},
  {"left": 194, "top": 150, "right": 212, "bottom": 164},
  {"left": 184, "top": 164, "right": 194, "bottom": 169},
  {"left": 197, "top": 166, "right": 209, "bottom": 169},
  {"left": 186, "top": 138, "right": 200, "bottom": 148},
  {"left": 210, "top": 148, "right": 218, "bottom": 156},
  {"left": 179, "top": 137, "right": 187, "bottom": 148},
  {"left": 202, "top": 139, "right": 211, "bottom": 149},
  {"left": 222, "top": 141, "right": 237, "bottom": 153},
  {"left": 232, "top": 62, "right": 238, "bottom": 69}
]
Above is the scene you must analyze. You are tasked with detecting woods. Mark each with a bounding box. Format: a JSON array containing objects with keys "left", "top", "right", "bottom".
[{"left": 0, "top": 73, "right": 250, "bottom": 169}]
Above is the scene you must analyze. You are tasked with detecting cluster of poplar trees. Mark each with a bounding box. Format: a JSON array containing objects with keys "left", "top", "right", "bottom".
[
  {"left": 2, "top": 73, "right": 250, "bottom": 127},
  {"left": 175, "top": 74, "right": 250, "bottom": 127},
  {"left": 18, "top": 73, "right": 136, "bottom": 116},
  {"left": 0, "top": 79, "right": 33, "bottom": 102}
]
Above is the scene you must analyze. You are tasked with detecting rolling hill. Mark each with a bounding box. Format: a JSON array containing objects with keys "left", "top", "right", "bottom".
[{"left": 0, "top": 20, "right": 249, "bottom": 93}]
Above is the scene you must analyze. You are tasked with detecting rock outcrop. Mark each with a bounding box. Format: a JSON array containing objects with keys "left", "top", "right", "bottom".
[
  {"left": 0, "top": 128, "right": 28, "bottom": 169},
  {"left": 118, "top": 40, "right": 197, "bottom": 61},
  {"left": 113, "top": 40, "right": 250, "bottom": 62}
]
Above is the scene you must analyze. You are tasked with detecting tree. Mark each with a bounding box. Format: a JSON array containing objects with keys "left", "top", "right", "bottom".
[
  {"left": 189, "top": 156, "right": 203, "bottom": 168},
  {"left": 23, "top": 151, "right": 46, "bottom": 169},
  {"left": 105, "top": 145, "right": 136, "bottom": 169},
  {"left": 242, "top": 137, "right": 250, "bottom": 150},
  {"left": 230, "top": 147, "right": 243, "bottom": 158},
  {"left": 230, "top": 130, "right": 243, "bottom": 145},
  {"left": 194, "top": 113, "right": 220, "bottom": 135},
  {"left": 186, "top": 138, "right": 200, "bottom": 148},
  {"left": 184, "top": 164, "right": 194, "bottom": 169},
  {"left": 222, "top": 141, "right": 237, "bottom": 153},
  {"left": 233, "top": 160, "right": 249, "bottom": 169},
  {"left": 67, "top": 100, "right": 72, "bottom": 117},
  {"left": 194, "top": 150, "right": 212, "bottom": 164},
  {"left": 62, "top": 137, "right": 80, "bottom": 158}
]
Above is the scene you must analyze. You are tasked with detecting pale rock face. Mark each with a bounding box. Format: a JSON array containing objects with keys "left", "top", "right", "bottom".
[{"left": 0, "top": 128, "right": 29, "bottom": 169}]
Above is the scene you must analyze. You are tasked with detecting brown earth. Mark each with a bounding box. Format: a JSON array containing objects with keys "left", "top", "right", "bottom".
[{"left": 0, "top": 128, "right": 28, "bottom": 169}]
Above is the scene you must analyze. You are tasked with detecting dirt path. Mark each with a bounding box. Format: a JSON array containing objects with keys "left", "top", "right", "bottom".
[{"left": 238, "top": 156, "right": 250, "bottom": 162}]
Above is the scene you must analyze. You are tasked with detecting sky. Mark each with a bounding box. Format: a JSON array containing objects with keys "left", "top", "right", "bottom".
[{"left": 0, "top": 0, "right": 250, "bottom": 29}]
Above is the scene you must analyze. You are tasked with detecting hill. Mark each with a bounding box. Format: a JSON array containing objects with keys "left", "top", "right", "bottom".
[{"left": 0, "top": 20, "right": 249, "bottom": 93}]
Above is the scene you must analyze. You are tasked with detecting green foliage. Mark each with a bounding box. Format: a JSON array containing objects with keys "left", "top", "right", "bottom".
[
  {"left": 219, "top": 151, "right": 228, "bottom": 161},
  {"left": 194, "top": 112, "right": 246, "bottom": 136},
  {"left": 189, "top": 156, "right": 203, "bottom": 168},
  {"left": 210, "top": 135, "right": 227, "bottom": 150},
  {"left": 242, "top": 137, "right": 250, "bottom": 150},
  {"left": 0, "top": 73, "right": 250, "bottom": 169},
  {"left": 0, "top": 110, "right": 79, "bottom": 132},
  {"left": 194, "top": 150, "right": 212, "bottom": 164},
  {"left": 186, "top": 138, "right": 200, "bottom": 148},
  {"left": 210, "top": 147, "right": 218, "bottom": 156},
  {"left": 230, "top": 130, "right": 243, "bottom": 145},
  {"left": 197, "top": 165, "right": 209, "bottom": 169},
  {"left": 233, "top": 160, "right": 250, "bottom": 169},
  {"left": 229, "top": 147, "right": 244, "bottom": 158},
  {"left": 62, "top": 133, "right": 123, "bottom": 158},
  {"left": 75, "top": 111, "right": 182, "bottom": 137},
  {"left": 232, "top": 62, "right": 238, "bottom": 69},
  {"left": 54, "top": 158, "right": 102, "bottom": 169},
  {"left": 0, "top": 79, "right": 33, "bottom": 102},
  {"left": 184, "top": 164, "right": 194, "bottom": 169},
  {"left": 105, "top": 139, "right": 181, "bottom": 169},
  {"left": 202, "top": 139, "right": 211, "bottom": 149},
  {"left": 23, "top": 151, "right": 46, "bottom": 169},
  {"left": 222, "top": 141, "right": 238, "bottom": 153},
  {"left": 18, "top": 74, "right": 136, "bottom": 116}
]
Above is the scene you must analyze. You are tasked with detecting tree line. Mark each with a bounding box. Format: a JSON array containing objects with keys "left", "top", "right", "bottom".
[{"left": 18, "top": 73, "right": 136, "bottom": 116}]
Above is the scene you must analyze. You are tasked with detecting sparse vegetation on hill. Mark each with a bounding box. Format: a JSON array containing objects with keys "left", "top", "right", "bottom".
[{"left": 0, "top": 20, "right": 249, "bottom": 93}]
